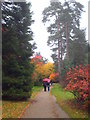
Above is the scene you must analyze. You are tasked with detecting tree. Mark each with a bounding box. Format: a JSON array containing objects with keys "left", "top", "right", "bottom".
[
  {"left": 42, "top": 0, "right": 87, "bottom": 78},
  {"left": 57, "top": 1, "right": 87, "bottom": 65},
  {"left": 31, "top": 55, "right": 54, "bottom": 85},
  {"left": 42, "top": 1, "right": 63, "bottom": 77},
  {"left": 68, "top": 27, "right": 87, "bottom": 66},
  {"left": 2, "top": 1, "right": 35, "bottom": 100},
  {"left": 43, "top": 62, "right": 54, "bottom": 78},
  {"left": 31, "top": 54, "right": 44, "bottom": 85}
]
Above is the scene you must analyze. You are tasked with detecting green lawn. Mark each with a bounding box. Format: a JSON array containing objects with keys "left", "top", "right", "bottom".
[
  {"left": 51, "top": 83, "right": 88, "bottom": 118},
  {"left": 2, "top": 85, "right": 43, "bottom": 118},
  {"left": 30, "top": 86, "right": 43, "bottom": 99}
]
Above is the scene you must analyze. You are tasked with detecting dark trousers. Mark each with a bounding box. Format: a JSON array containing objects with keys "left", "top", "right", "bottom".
[
  {"left": 44, "top": 85, "right": 46, "bottom": 91},
  {"left": 48, "top": 86, "right": 50, "bottom": 91}
]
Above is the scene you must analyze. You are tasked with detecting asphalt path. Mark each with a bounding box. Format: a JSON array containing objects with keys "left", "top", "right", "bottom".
[{"left": 22, "top": 88, "right": 69, "bottom": 118}]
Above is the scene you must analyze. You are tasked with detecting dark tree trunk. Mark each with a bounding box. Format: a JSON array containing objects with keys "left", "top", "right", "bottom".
[
  {"left": 66, "top": 22, "right": 69, "bottom": 59},
  {"left": 61, "top": 39, "right": 63, "bottom": 68},
  {"left": 57, "top": 18, "right": 61, "bottom": 78}
]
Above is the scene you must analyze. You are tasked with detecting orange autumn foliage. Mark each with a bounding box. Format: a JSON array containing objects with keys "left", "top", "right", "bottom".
[
  {"left": 49, "top": 72, "right": 59, "bottom": 82},
  {"left": 31, "top": 55, "right": 54, "bottom": 81},
  {"left": 49, "top": 73, "right": 55, "bottom": 81}
]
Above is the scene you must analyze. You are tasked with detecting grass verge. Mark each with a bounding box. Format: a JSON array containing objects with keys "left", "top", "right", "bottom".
[
  {"left": 2, "top": 85, "right": 43, "bottom": 118},
  {"left": 51, "top": 83, "right": 88, "bottom": 118},
  {"left": 31, "top": 86, "right": 43, "bottom": 99}
]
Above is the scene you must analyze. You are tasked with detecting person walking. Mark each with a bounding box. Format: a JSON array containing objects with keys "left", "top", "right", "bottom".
[
  {"left": 47, "top": 81, "right": 50, "bottom": 91},
  {"left": 43, "top": 81, "right": 47, "bottom": 91}
]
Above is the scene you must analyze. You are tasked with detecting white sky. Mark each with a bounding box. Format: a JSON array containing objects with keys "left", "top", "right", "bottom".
[{"left": 26, "top": 0, "right": 88, "bottom": 62}]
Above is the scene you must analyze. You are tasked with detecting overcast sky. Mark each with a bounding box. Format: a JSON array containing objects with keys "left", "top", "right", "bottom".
[{"left": 26, "top": 0, "right": 88, "bottom": 62}]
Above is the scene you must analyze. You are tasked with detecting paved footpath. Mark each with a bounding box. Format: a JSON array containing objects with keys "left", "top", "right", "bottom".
[{"left": 22, "top": 89, "right": 69, "bottom": 118}]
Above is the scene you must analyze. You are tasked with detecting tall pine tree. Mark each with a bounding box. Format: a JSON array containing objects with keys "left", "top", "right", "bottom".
[
  {"left": 42, "top": 0, "right": 87, "bottom": 77},
  {"left": 2, "top": 1, "right": 35, "bottom": 100}
]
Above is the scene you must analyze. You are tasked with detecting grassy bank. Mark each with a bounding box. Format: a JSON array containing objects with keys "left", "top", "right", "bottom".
[
  {"left": 51, "top": 83, "right": 88, "bottom": 118},
  {"left": 30, "top": 86, "right": 43, "bottom": 99},
  {"left": 2, "top": 86, "right": 43, "bottom": 118}
]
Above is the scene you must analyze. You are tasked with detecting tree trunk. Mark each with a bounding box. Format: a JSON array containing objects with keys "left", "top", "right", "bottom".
[
  {"left": 58, "top": 40, "right": 61, "bottom": 76},
  {"left": 57, "top": 18, "right": 61, "bottom": 78},
  {"left": 61, "top": 39, "right": 63, "bottom": 68},
  {"left": 66, "top": 22, "right": 69, "bottom": 59}
]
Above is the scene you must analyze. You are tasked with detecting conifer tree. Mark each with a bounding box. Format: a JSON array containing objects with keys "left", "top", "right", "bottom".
[
  {"left": 42, "top": 0, "right": 87, "bottom": 77},
  {"left": 2, "top": 1, "right": 35, "bottom": 100}
]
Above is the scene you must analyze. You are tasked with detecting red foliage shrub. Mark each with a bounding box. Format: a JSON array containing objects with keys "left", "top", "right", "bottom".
[{"left": 65, "top": 65, "right": 89, "bottom": 105}]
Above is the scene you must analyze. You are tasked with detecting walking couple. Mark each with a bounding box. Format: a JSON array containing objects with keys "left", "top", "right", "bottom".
[{"left": 43, "top": 81, "right": 50, "bottom": 92}]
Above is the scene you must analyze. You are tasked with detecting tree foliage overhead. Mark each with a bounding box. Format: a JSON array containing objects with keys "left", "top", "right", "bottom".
[
  {"left": 42, "top": 0, "right": 87, "bottom": 76},
  {"left": 2, "top": 1, "right": 35, "bottom": 100}
]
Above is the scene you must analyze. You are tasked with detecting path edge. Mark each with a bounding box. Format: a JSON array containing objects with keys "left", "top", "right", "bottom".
[{"left": 18, "top": 90, "right": 42, "bottom": 118}]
